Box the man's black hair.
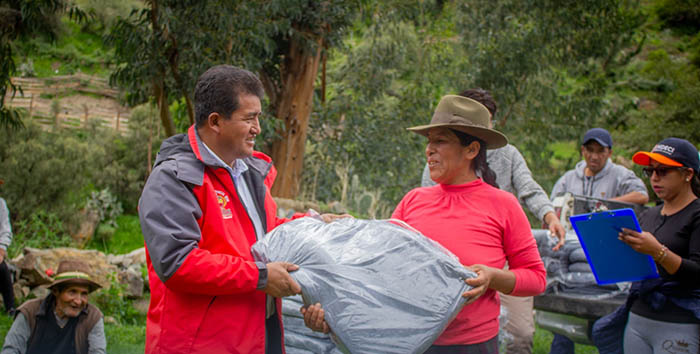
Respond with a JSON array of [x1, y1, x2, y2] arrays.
[[194, 65, 264, 127]]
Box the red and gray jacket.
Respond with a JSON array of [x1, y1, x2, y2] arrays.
[[139, 126, 298, 354]]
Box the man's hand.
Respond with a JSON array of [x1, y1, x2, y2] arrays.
[[300, 303, 330, 333], [0, 248, 6, 263], [320, 213, 353, 223], [543, 211, 566, 251], [262, 262, 302, 298], [462, 264, 494, 305]]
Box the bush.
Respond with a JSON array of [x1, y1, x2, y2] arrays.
[[0, 105, 162, 229], [86, 189, 123, 228], [8, 210, 72, 258], [87, 214, 143, 254], [90, 274, 144, 325]]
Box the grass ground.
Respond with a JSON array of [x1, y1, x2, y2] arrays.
[[0, 313, 146, 352], [532, 326, 598, 354], [87, 214, 145, 255]]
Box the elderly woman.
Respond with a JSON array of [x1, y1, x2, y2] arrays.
[[1, 259, 106, 354], [595, 137, 700, 354], [391, 95, 546, 353]]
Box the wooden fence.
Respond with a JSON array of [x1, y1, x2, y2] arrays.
[[4, 73, 131, 133]]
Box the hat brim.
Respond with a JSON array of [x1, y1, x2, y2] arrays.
[[49, 278, 102, 293], [583, 138, 611, 148], [632, 152, 683, 167], [407, 123, 508, 149]]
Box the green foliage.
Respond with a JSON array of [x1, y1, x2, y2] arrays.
[[0, 103, 162, 230], [8, 210, 72, 258], [13, 20, 112, 77], [88, 214, 144, 255], [0, 121, 99, 222], [302, 10, 455, 212], [90, 275, 144, 325], [104, 322, 146, 353], [654, 0, 700, 33], [0, 0, 87, 128], [74, 0, 143, 31], [86, 189, 123, 228]]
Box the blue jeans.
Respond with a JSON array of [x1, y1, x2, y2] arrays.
[[549, 333, 574, 354]]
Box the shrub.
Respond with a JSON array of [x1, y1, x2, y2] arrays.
[[8, 210, 72, 258], [86, 189, 123, 228], [90, 274, 144, 325]]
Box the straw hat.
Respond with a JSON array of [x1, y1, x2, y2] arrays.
[[407, 95, 508, 149], [48, 259, 101, 293]]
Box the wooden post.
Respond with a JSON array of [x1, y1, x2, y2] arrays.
[[28, 94, 34, 118], [116, 108, 121, 132], [83, 104, 89, 126]]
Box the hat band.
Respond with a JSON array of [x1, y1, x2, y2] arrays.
[[431, 112, 488, 129], [54, 271, 91, 281]]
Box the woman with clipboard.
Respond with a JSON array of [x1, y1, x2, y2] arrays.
[[593, 137, 700, 354]]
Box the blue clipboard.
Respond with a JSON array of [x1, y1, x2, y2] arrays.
[[569, 208, 659, 284]]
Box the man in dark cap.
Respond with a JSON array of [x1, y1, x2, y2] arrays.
[[1, 259, 106, 354], [551, 128, 648, 204], [548, 128, 648, 353]]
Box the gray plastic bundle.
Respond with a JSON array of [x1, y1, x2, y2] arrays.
[[251, 217, 476, 354], [532, 229, 629, 299], [283, 295, 342, 354]]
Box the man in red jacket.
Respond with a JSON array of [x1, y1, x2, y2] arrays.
[[139, 65, 304, 354]]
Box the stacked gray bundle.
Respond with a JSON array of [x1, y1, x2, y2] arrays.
[[282, 295, 342, 354], [252, 218, 476, 354], [532, 230, 623, 296]]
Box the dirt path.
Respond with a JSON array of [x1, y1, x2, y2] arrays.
[[4, 73, 131, 133]]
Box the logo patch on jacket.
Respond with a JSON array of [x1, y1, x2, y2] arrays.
[[215, 190, 232, 219]]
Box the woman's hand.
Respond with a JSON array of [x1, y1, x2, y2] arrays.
[[462, 264, 494, 305], [300, 303, 330, 333], [618, 228, 663, 256], [320, 213, 353, 223]]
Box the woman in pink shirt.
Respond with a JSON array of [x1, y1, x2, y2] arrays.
[[393, 95, 547, 353]]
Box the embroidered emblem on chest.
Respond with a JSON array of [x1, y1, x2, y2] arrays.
[[215, 190, 233, 219]]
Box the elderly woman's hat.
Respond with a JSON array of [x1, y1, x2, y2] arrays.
[[48, 259, 101, 293], [407, 95, 508, 149]]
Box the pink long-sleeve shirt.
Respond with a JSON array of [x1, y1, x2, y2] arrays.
[[392, 179, 546, 345]]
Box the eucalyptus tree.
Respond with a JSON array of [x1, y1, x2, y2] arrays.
[[0, 0, 85, 129], [107, 0, 362, 198], [457, 0, 646, 188], [303, 0, 459, 211]]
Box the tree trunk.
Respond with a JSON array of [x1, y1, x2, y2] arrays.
[[153, 78, 175, 136], [149, 0, 176, 136], [269, 38, 323, 198]]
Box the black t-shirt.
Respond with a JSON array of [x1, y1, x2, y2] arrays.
[[630, 198, 700, 323]]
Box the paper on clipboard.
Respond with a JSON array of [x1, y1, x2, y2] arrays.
[[569, 208, 659, 285]]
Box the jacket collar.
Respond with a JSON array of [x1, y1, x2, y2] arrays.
[[188, 125, 273, 180]]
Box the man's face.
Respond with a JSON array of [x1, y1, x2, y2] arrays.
[[219, 93, 262, 160], [581, 141, 611, 174], [54, 284, 90, 319]]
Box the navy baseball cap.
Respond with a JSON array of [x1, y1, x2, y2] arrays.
[[582, 128, 613, 148], [633, 137, 700, 174]]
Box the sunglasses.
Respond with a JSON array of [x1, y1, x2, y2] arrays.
[[642, 166, 686, 178]]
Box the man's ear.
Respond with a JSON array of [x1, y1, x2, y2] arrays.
[[206, 112, 223, 133]]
